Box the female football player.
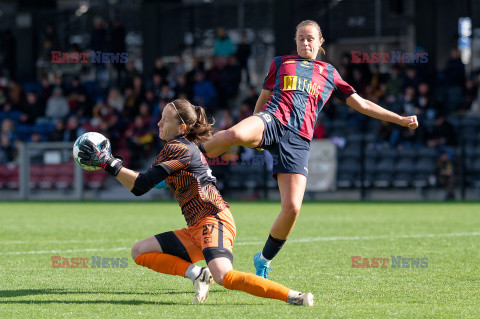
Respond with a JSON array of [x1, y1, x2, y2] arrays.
[[199, 20, 419, 278], [78, 99, 313, 306]]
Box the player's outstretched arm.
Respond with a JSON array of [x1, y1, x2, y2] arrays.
[[116, 166, 169, 196], [253, 89, 273, 114], [346, 93, 419, 129]]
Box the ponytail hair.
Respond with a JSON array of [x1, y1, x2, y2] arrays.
[[169, 99, 214, 145]]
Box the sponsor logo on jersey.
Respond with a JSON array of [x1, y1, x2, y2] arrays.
[[283, 75, 321, 97]]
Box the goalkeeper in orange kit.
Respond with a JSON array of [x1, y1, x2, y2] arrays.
[[78, 98, 313, 306]]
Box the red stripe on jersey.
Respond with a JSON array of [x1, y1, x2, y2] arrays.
[[299, 61, 334, 137]]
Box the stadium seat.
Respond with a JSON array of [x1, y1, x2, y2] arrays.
[[55, 174, 74, 189], [412, 158, 435, 188], [417, 148, 437, 161], [0, 165, 9, 189], [7, 169, 19, 190], [337, 157, 360, 188], [392, 158, 415, 188], [373, 158, 395, 188], [397, 148, 417, 160], [84, 170, 108, 189]]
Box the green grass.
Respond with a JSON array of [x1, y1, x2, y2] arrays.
[[1, 202, 479, 318]]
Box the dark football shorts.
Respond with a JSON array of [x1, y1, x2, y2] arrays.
[[255, 111, 311, 178]]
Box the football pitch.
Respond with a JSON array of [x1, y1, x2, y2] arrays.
[[1, 201, 479, 318]]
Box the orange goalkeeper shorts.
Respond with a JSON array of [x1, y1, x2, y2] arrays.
[[154, 209, 236, 264]]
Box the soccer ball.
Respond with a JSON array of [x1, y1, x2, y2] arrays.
[[73, 132, 111, 171]]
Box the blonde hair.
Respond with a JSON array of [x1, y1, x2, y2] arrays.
[[295, 20, 325, 55]]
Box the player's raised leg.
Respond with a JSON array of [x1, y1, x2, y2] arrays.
[[254, 173, 307, 278], [201, 115, 265, 157], [208, 257, 313, 306]]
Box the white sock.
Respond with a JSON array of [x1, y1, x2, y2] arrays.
[[287, 290, 302, 304], [260, 253, 271, 264], [185, 264, 202, 282]]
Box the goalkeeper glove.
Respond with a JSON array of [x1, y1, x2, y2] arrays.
[[78, 139, 123, 176]]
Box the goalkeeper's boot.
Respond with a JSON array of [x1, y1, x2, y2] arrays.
[[253, 252, 272, 279], [287, 292, 314, 306], [192, 267, 213, 303]]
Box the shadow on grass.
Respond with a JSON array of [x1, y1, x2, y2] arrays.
[[0, 289, 258, 306], [0, 299, 191, 305], [0, 288, 197, 298]]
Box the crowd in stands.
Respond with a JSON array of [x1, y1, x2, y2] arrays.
[[1, 21, 479, 193]]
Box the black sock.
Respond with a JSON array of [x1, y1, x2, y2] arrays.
[[261, 234, 287, 261]]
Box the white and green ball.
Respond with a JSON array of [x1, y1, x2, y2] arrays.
[[73, 132, 111, 171]]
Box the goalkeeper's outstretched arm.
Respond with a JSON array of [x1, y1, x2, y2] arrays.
[[116, 165, 169, 196]]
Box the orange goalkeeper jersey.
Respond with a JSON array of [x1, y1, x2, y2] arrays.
[[154, 136, 229, 226]]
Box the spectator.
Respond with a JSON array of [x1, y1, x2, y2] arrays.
[[462, 78, 478, 112], [402, 66, 420, 91], [375, 120, 398, 148], [399, 86, 417, 115], [109, 18, 126, 84], [0, 88, 6, 107], [39, 77, 53, 108], [350, 68, 367, 95], [53, 73, 68, 95], [40, 25, 59, 60], [426, 114, 456, 149], [125, 115, 154, 169], [64, 116, 85, 142], [214, 27, 236, 57], [125, 60, 141, 87], [1, 118, 16, 142], [45, 87, 69, 120], [416, 82, 438, 120], [20, 92, 44, 125], [243, 85, 259, 110], [173, 74, 190, 99], [8, 80, 26, 110], [106, 87, 124, 113], [0, 134, 16, 164], [151, 73, 165, 98], [158, 85, 174, 103], [50, 119, 66, 141], [91, 17, 107, 53], [153, 58, 169, 80], [432, 151, 455, 200], [236, 32, 252, 84], [385, 65, 402, 98], [221, 55, 241, 100], [67, 77, 91, 118], [236, 102, 252, 123], [218, 110, 235, 130], [444, 48, 465, 87], [193, 71, 217, 111]]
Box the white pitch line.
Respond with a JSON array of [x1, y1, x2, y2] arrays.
[[1, 232, 479, 255], [3, 239, 134, 245], [0, 247, 128, 256], [234, 231, 480, 245]]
